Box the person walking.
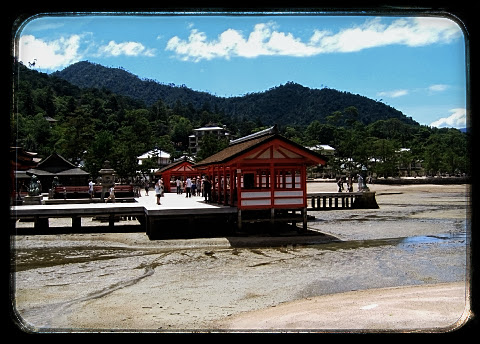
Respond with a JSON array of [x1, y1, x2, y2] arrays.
[[176, 178, 182, 194], [191, 178, 197, 196], [203, 176, 212, 203], [144, 181, 149, 196], [347, 175, 353, 192], [357, 174, 364, 192], [88, 179, 94, 199], [196, 177, 202, 197], [105, 185, 115, 203], [185, 177, 192, 198], [155, 180, 162, 205]]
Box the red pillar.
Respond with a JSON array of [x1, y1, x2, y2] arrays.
[[223, 166, 228, 205], [301, 165, 307, 207]]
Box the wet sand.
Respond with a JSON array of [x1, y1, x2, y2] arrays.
[[11, 183, 471, 333]]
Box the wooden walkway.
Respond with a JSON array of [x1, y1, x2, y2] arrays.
[[10, 191, 378, 238], [10, 193, 237, 238], [307, 191, 379, 210]]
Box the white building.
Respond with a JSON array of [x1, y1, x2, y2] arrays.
[[307, 144, 336, 157], [188, 125, 230, 155], [137, 149, 171, 168]]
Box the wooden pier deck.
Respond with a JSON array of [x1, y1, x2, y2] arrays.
[[11, 191, 378, 238], [307, 191, 379, 210], [10, 193, 237, 238]]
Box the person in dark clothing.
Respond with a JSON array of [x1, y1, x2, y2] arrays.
[[203, 176, 212, 203]]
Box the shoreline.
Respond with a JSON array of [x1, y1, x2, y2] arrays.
[[308, 176, 470, 185], [12, 184, 470, 333], [214, 281, 470, 332]]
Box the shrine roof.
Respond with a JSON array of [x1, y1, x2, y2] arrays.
[[195, 133, 326, 168], [156, 156, 195, 173]]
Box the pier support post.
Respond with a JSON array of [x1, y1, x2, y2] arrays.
[[237, 209, 242, 231], [353, 191, 379, 209], [302, 207, 307, 231], [109, 214, 115, 228], [72, 216, 81, 229], [34, 216, 49, 230]]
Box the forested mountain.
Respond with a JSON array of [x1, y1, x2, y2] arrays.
[[53, 61, 418, 127], [52, 61, 217, 110], [12, 59, 470, 180]]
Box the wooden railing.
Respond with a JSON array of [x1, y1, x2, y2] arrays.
[[307, 191, 379, 210], [52, 185, 134, 199]]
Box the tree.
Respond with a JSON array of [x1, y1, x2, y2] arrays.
[[326, 111, 343, 126], [169, 115, 192, 149], [84, 131, 114, 178], [282, 126, 304, 144], [149, 99, 168, 123], [422, 129, 469, 175], [21, 85, 36, 117], [196, 133, 228, 161], [14, 113, 52, 155], [43, 87, 56, 117], [56, 108, 95, 164], [370, 138, 399, 177], [343, 106, 359, 127]]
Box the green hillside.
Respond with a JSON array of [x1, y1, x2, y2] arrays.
[[11, 59, 470, 180], [53, 61, 418, 127]]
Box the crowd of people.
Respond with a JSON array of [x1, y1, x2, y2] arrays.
[[101, 173, 370, 206], [142, 175, 213, 205], [336, 174, 371, 192]]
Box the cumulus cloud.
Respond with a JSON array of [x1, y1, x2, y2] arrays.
[[428, 84, 449, 92], [97, 40, 156, 57], [18, 34, 156, 70], [166, 17, 462, 62], [377, 89, 409, 98], [430, 108, 467, 128], [18, 34, 84, 69]]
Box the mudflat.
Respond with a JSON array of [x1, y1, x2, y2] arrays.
[[11, 183, 471, 333]]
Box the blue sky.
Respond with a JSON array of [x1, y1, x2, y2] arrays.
[[15, 13, 468, 128]]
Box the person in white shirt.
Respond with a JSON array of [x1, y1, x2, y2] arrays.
[[176, 178, 182, 194], [88, 180, 94, 199], [155, 180, 162, 205], [185, 177, 192, 198], [105, 186, 115, 203]]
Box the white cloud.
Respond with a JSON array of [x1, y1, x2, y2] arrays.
[[18, 34, 155, 71], [428, 84, 449, 92], [377, 89, 409, 98], [377, 83, 450, 99], [430, 108, 467, 128], [97, 40, 156, 57], [165, 17, 462, 62], [18, 34, 84, 70]]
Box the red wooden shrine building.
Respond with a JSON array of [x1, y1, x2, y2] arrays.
[[155, 157, 199, 193], [194, 126, 327, 230]]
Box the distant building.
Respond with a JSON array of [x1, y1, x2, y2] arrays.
[[194, 125, 327, 230], [189, 125, 230, 155], [307, 144, 336, 157], [307, 144, 336, 178], [10, 147, 42, 202], [137, 149, 171, 168], [25, 152, 89, 192], [155, 156, 197, 193], [395, 148, 425, 177]]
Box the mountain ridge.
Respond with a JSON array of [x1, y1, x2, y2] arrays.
[[52, 61, 418, 127]]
